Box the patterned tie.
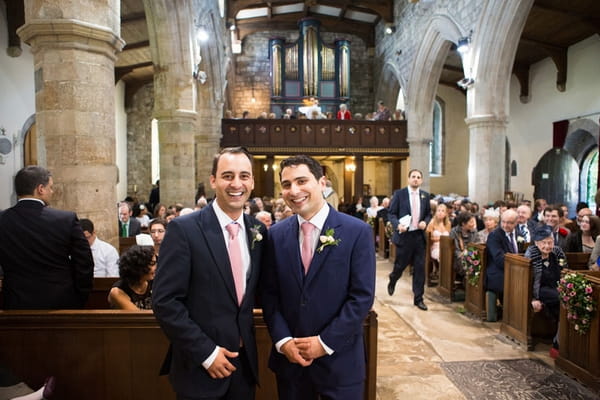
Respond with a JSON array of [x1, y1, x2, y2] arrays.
[[520, 224, 530, 243], [509, 232, 518, 253], [411, 191, 419, 228], [301, 222, 315, 275], [226, 222, 244, 305]]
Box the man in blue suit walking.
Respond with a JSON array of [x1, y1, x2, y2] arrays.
[[262, 155, 375, 400], [387, 169, 432, 310]]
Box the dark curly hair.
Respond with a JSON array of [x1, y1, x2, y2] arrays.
[[118, 245, 155, 286], [455, 211, 475, 227]]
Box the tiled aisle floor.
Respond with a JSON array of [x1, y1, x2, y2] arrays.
[[373, 256, 557, 400]]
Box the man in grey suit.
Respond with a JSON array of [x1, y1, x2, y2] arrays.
[[152, 147, 267, 400], [0, 165, 93, 309]]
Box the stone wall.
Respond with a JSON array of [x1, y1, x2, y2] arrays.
[[126, 83, 154, 204], [229, 29, 374, 117], [375, 0, 484, 104]]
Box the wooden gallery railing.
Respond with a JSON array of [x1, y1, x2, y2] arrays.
[[0, 307, 378, 400], [221, 119, 408, 152], [556, 270, 600, 393]]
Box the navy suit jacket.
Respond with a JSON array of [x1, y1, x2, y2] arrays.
[[152, 204, 266, 398], [261, 205, 375, 386], [388, 187, 431, 246], [485, 227, 517, 293], [0, 200, 93, 309]]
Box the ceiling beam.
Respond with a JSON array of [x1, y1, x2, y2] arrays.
[[122, 40, 150, 51], [121, 11, 146, 23]]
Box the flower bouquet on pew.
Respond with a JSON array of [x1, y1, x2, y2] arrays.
[[461, 245, 481, 286], [558, 272, 596, 335]]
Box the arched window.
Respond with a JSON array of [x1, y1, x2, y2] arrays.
[[581, 148, 598, 213], [430, 98, 443, 175]]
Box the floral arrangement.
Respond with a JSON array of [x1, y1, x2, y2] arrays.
[[558, 273, 596, 335], [366, 216, 376, 228], [317, 228, 341, 252], [461, 245, 481, 286], [385, 221, 394, 239], [250, 225, 263, 249]]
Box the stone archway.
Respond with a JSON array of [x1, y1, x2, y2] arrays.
[[464, 0, 534, 203], [374, 62, 404, 113], [405, 14, 463, 190]]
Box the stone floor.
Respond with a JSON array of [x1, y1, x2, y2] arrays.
[[373, 256, 557, 400]]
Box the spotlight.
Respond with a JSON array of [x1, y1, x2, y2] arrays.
[[384, 24, 396, 35], [457, 77, 474, 89]]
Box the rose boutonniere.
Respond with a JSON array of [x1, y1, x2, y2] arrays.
[[558, 227, 568, 237], [250, 225, 263, 249], [558, 257, 566, 267], [317, 228, 341, 253], [517, 236, 525, 243]]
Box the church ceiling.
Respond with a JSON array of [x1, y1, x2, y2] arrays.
[[4, 0, 600, 95]]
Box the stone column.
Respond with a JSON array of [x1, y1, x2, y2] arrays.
[[17, 0, 124, 243], [407, 138, 432, 191], [156, 110, 198, 207], [466, 115, 508, 204], [195, 111, 222, 200]]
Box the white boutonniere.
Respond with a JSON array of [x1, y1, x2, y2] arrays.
[[420, 194, 426, 200], [517, 236, 525, 243], [558, 258, 566, 267], [250, 225, 263, 249], [317, 228, 341, 252]]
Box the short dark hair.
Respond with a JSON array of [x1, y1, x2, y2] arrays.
[[408, 169, 423, 178], [118, 245, 155, 286], [544, 205, 563, 218], [279, 155, 323, 181], [15, 166, 51, 196], [149, 218, 167, 231], [455, 211, 475, 227], [211, 147, 253, 176], [80, 218, 94, 233]]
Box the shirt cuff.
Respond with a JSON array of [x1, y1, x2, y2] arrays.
[[202, 346, 220, 369], [318, 335, 334, 355], [275, 337, 293, 353]]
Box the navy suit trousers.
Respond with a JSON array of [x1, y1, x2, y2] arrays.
[[391, 230, 426, 303]]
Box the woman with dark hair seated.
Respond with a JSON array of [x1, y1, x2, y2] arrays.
[[449, 212, 478, 281], [565, 214, 600, 253], [108, 245, 156, 310], [525, 225, 567, 353]]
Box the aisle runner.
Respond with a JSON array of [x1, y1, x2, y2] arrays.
[[441, 358, 597, 400]]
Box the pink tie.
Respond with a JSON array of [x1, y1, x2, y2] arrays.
[[301, 222, 315, 275], [411, 191, 419, 228], [226, 223, 244, 305]]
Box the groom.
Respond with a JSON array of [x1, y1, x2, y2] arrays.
[[261, 155, 375, 400]]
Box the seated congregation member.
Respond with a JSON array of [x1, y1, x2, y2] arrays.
[[108, 245, 156, 310], [542, 205, 569, 250], [148, 218, 167, 257], [449, 212, 478, 280], [516, 204, 536, 243], [336, 103, 352, 120], [525, 225, 567, 351], [118, 202, 141, 237], [153, 203, 167, 220], [565, 214, 600, 253], [426, 203, 451, 280], [366, 196, 383, 219], [475, 208, 499, 244], [81, 218, 119, 277], [484, 209, 519, 321]]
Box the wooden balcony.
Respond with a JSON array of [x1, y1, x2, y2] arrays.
[[221, 119, 409, 155]]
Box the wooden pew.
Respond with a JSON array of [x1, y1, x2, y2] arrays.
[[424, 233, 435, 287], [378, 217, 387, 258], [85, 277, 119, 309], [464, 243, 487, 320], [556, 270, 600, 393], [119, 237, 137, 255], [501, 253, 556, 350], [437, 236, 461, 301], [565, 252, 591, 271], [0, 309, 378, 400]]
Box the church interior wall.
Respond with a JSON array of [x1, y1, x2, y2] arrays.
[[0, 0, 35, 210], [115, 80, 127, 204], [125, 83, 154, 204], [430, 85, 469, 198], [507, 34, 600, 202]]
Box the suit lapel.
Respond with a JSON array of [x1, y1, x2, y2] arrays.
[[305, 207, 341, 287], [281, 218, 304, 288], [199, 207, 238, 305]]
